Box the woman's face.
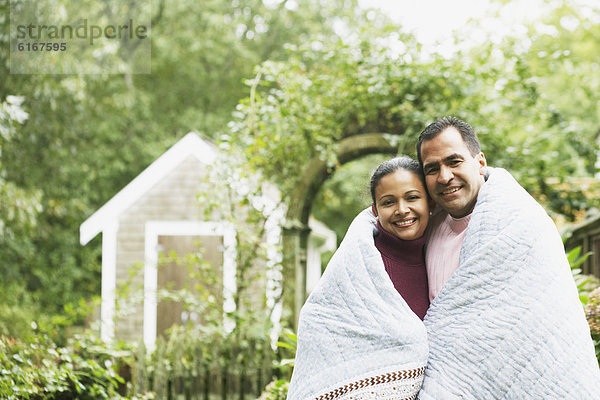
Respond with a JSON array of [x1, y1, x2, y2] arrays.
[[373, 169, 430, 241]]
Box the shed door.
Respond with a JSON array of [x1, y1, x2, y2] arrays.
[[156, 235, 224, 337]]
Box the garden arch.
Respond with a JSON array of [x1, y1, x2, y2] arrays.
[[281, 132, 404, 328]]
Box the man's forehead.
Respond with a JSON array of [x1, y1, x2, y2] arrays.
[[421, 130, 470, 158]]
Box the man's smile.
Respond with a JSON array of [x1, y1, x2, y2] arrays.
[[440, 186, 462, 196]]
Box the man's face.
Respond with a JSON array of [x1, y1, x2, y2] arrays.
[[420, 127, 487, 218]]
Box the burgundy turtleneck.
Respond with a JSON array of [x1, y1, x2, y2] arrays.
[[374, 221, 429, 320]]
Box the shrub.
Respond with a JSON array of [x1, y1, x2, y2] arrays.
[[255, 329, 296, 400], [567, 246, 599, 305], [0, 332, 136, 399], [585, 287, 600, 364], [256, 380, 289, 400]]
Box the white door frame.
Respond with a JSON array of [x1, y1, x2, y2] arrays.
[[143, 220, 236, 350]]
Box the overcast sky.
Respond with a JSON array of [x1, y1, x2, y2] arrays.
[[357, 0, 597, 56]]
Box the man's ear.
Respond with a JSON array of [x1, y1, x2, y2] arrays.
[[477, 152, 487, 175], [428, 198, 436, 213], [371, 203, 378, 217]]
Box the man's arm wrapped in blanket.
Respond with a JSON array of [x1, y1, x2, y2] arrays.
[[419, 168, 600, 399]]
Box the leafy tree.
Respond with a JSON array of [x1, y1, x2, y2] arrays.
[[228, 0, 600, 240], [0, 95, 43, 336], [0, 0, 354, 331], [135, 0, 350, 138], [226, 21, 473, 197], [452, 0, 600, 220]]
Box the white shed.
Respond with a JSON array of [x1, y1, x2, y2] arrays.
[[80, 132, 335, 349]]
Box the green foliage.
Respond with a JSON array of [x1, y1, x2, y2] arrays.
[[0, 0, 349, 335], [135, 321, 273, 399], [567, 246, 599, 305], [567, 245, 600, 364], [0, 332, 135, 399], [0, 291, 97, 346], [196, 152, 285, 319], [274, 329, 296, 374], [585, 288, 600, 365], [228, 1, 600, 238], [226, 23, 471, 196], [0, 94, 45, 340], [255, 329, 296, 400], [256, 379, 289, 400], [452, 2, 600, 220], [141, 0, 347, 137]]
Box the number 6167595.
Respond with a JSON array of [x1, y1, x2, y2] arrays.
[[17, 42, 66, 51]]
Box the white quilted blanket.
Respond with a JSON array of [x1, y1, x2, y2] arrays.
[[419, 167, 600, 399], [287, 209, 429, 400]]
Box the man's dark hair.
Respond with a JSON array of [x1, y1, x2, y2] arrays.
[[370, 156, 425, 204], [416, 117, 481, 164]]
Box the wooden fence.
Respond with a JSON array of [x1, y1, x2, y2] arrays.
[[127, 336, 279, 400]]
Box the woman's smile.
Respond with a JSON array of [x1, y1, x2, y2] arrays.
[[393, 217, 417, 227]]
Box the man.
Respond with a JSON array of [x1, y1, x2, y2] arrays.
[[417, 117, 487, 302], [416, 117, 600, 399]]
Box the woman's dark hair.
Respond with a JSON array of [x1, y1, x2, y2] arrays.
[[370, 156, 425, 204]]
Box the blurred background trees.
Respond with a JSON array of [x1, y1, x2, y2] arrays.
[[0, 0, 356, 336], [230, 0, 600, 236]]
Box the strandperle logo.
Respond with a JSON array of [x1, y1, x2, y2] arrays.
[[15, 19, 148, 45], [10, 0, 151, 74]]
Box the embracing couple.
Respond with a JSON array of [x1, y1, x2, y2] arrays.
[[288, 117, 600, 399]]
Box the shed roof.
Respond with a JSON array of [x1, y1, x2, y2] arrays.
[[80, 132, 217, 245]]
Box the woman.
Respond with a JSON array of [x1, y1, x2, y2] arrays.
[[287, 157, 431, 400], [370, 156, 431, 320]]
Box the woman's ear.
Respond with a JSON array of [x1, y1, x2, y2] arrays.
[[371, 203, 378, 218]]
